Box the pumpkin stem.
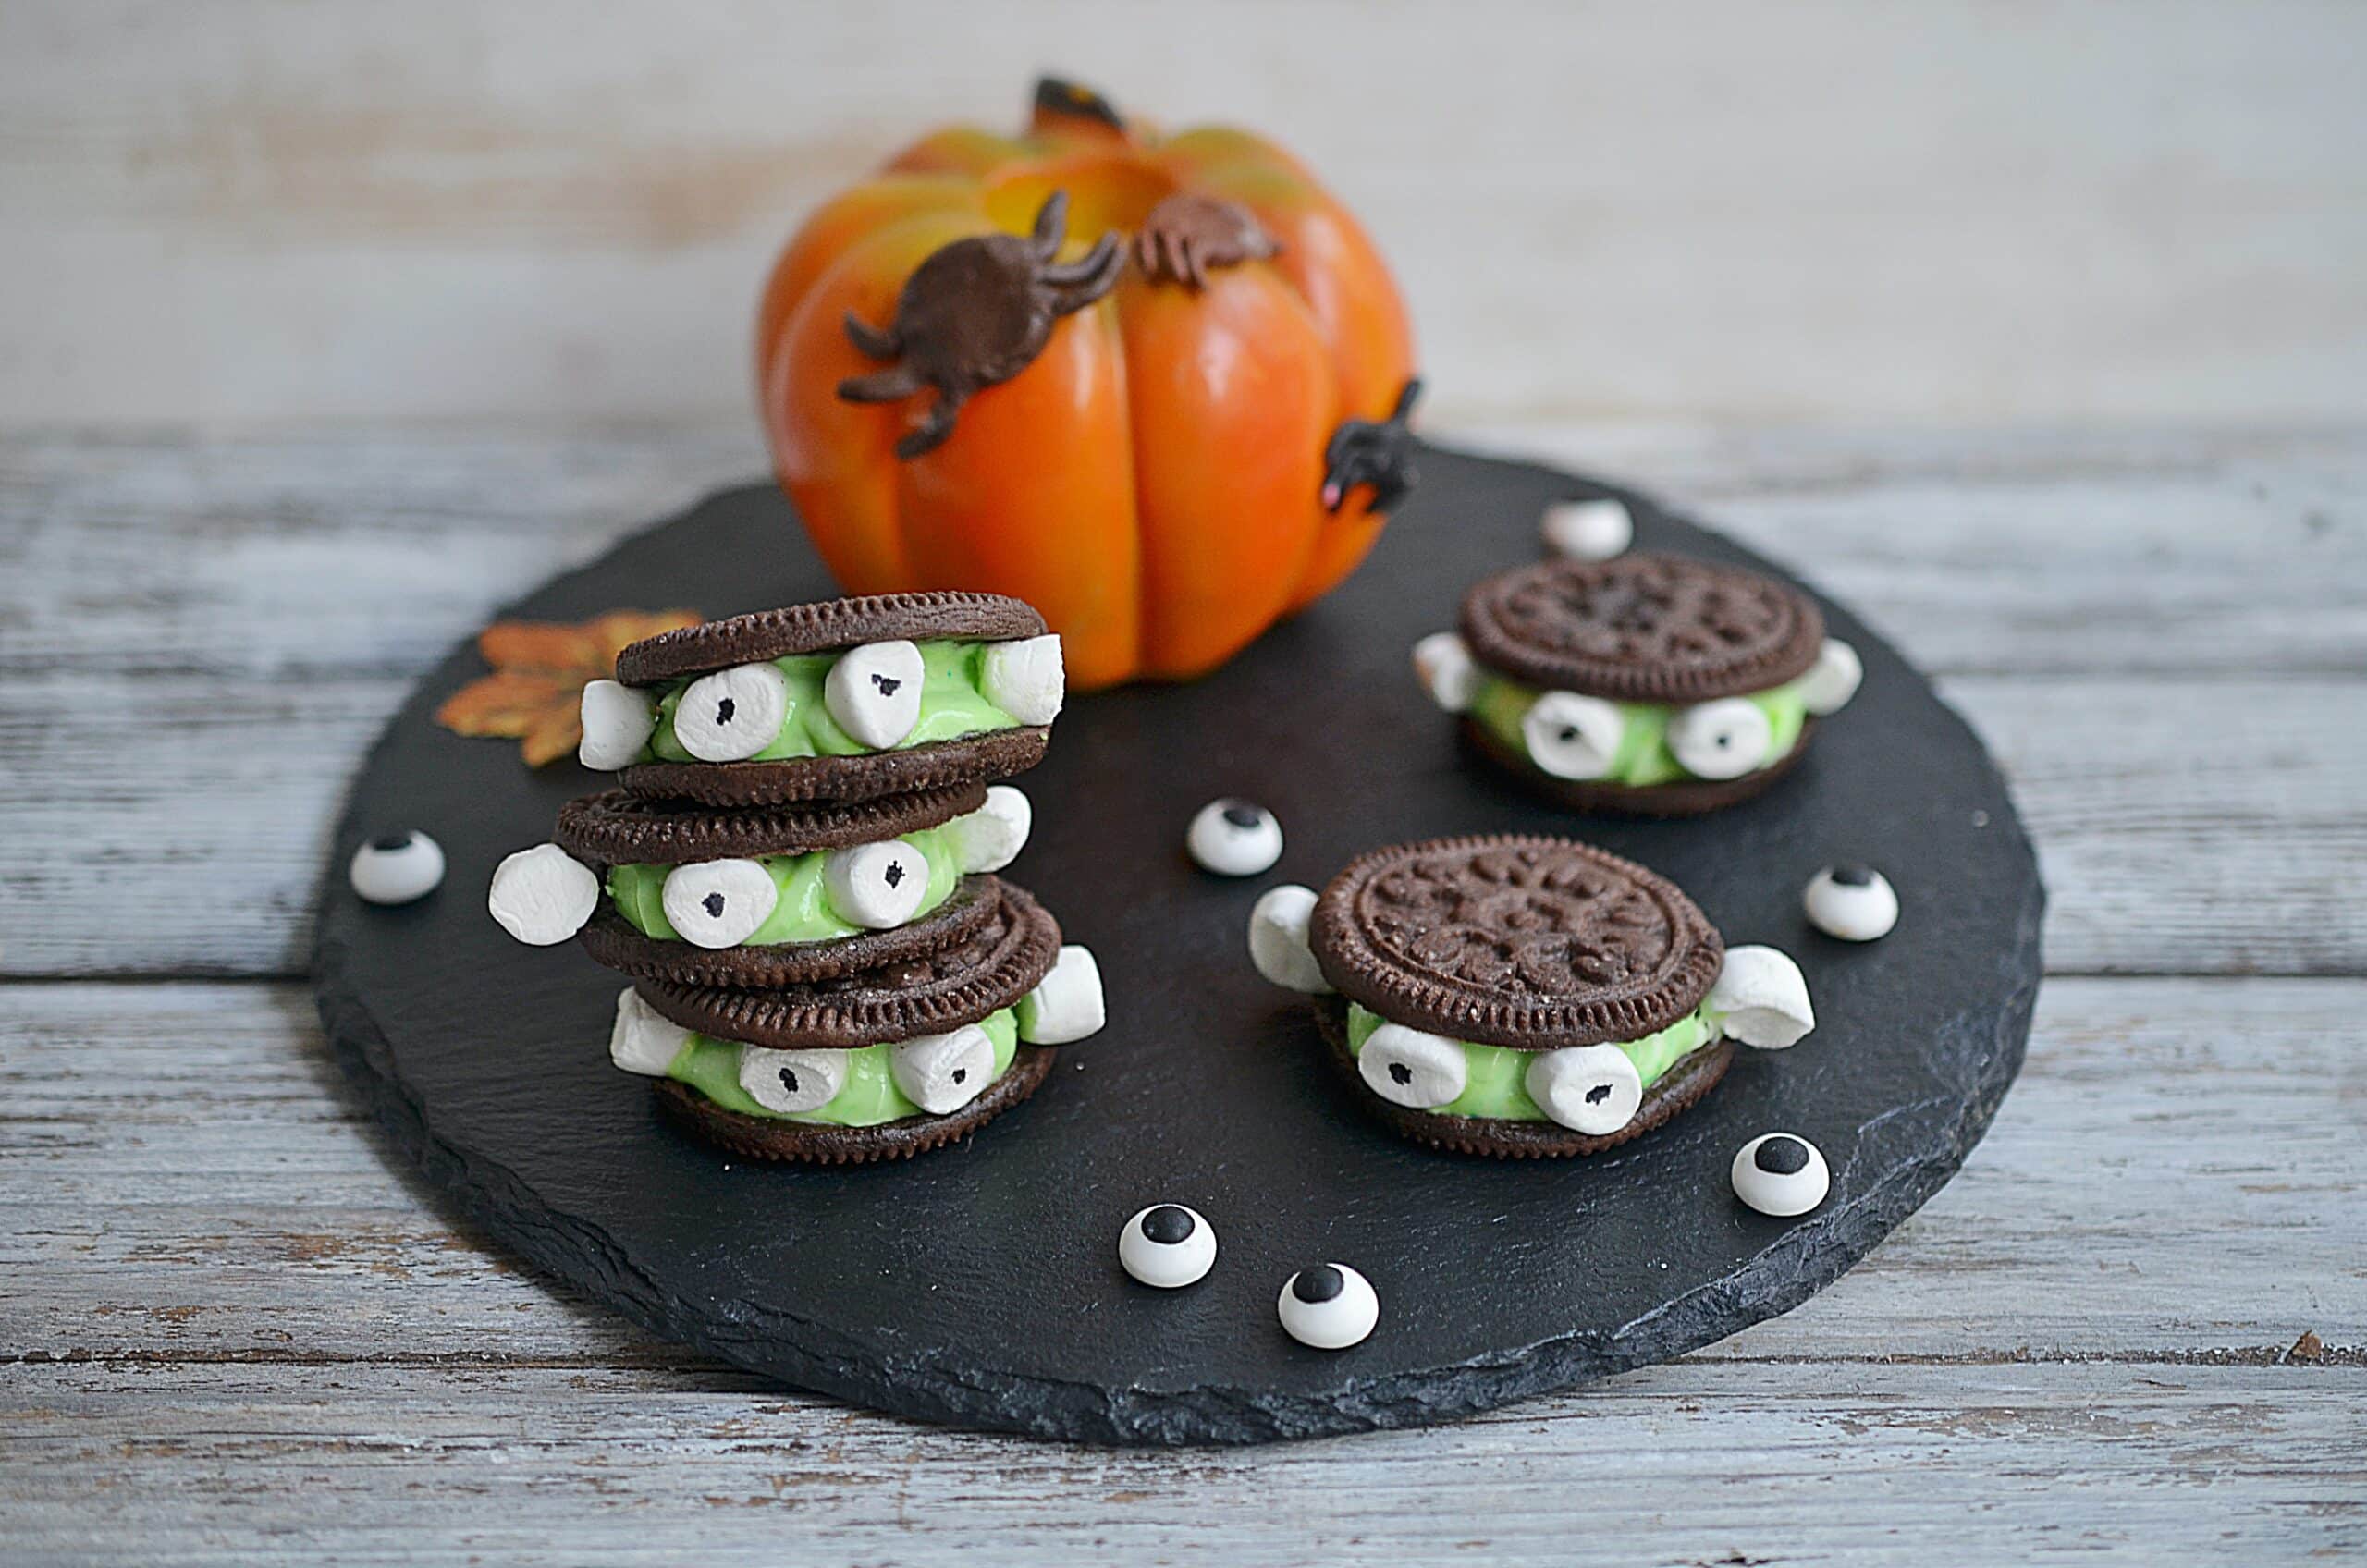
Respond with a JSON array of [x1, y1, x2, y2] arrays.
[[1031, 76, 1127, 138]]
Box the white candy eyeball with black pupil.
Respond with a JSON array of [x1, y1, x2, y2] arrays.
[[487, 843, 600, 946], [1800, 638, 1863, 717], [1119, 1204, 1216, 1289], [350, 830, 445, 906], [824, 839, 929, 929], [1667, 697, 1773, 780], [674, 662, 791, 763], [825, 640, 925, 749], [1805, 863, 1898, 942], [889, 1025, 995, 1115], [739, 1045, 851, 1115], [1410, 631, 1479, 714], [1358, 1023, 1466, 1109], [660, 859, 778, 949], [1540, 496, 1634, 561], [1733, 1132, 1831, 1217], [1525, 1043, 1643, 1135], [1187, 799, 1282, 877], [577, 679, 656, 770], [1279, 1263, 1379, 1350], [1522, 691, 1625, 780]]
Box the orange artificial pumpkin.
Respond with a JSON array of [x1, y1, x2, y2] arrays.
[[756, 78, 1419, 690]]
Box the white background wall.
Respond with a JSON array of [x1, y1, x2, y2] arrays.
[[3, 0, 2361, 430]]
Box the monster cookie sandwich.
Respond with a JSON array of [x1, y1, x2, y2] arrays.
[[576, 592, 1065, 807], [1411, 554, 1862, 814], [607, 881, 1106, 1163], [1248, 834, 1814, 1157]]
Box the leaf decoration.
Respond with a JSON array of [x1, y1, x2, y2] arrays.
[[435, 607, 699, 767]]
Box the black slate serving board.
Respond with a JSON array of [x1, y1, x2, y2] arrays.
[[315, 445, 2042, 1445]]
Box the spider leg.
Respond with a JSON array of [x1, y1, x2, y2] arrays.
[[894, 387, 967, 459], [842, 311, 901, 361], [1030, 190, 1072, 261], [837, 362, 926, 403], [1042, 233, 1123, 312]]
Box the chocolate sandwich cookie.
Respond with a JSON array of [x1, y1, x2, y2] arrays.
[[1410, 554, 1865, 815], [1248, 834, 1818, 1158], [574, 592, 1066, 807], [607, 881, 1108, 1164]]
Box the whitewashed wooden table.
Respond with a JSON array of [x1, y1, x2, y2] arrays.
[[3, 423, 2361, 1565]]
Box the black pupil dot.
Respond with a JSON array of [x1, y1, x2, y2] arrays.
[[715, 697, 735, 724], [1293, 1266, 1345, 1304], [703, 893, 725, 918], [883, 862, 905, 888], [872, 673, 901, 696], [1831, 864, 1875, 887], [1220, 803, 1262, 829], [950, 1068, 967, 1084], [779, 1067, 799, 1094], [1755, 1136, 1811, 1175], [1142, 1206, 1195, 1244], [1558, 726, 1581, 744], [369, 833, 411, 852], [1585, 1084, 1612, 1105], [1388, 1062, 1412, 1085]]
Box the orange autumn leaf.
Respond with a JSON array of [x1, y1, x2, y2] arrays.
[[436, 606, 699, 767]]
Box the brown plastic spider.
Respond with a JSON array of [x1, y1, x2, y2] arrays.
[[838, 190, 1123, 459], [1133, 192, 1281, 288]]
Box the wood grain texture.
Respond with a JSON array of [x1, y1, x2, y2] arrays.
[[3, 1, 2365, 426]]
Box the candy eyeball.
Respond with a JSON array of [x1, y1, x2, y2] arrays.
[[661, 859, 779, 949], [577, 680, 656, 770], [1411, 631, 1479, 714], [1247, 884, 1332, 995], [738, 1044, 852, 1115], [889, 1024, 996, 1115], [1708, 945, 1816, 1050], [1018, 945, 1106, 1045], [350, 830, 445, 906], [980, 633, 1065, 726], [1522, 691, 1625, 780], [487, 843, 600, 946], [1357, 1022, 1467, 1109], [607, 987, 689, 1076], [1805, 863, 1898, 942], [825, 640, 925, 749], [1800, 638, 1863, 717], [945, 784, 1032, 875], [1119, 1204, 1216, 1289], [674, 662, 791, 763], [823, 839, 930, 929], [1667, 697, 1774, 780], [1732, 1132, 1831, 1217], [1540, 496, 1634, 561], [1187, 799, 1282, 877], [1278, 1263, 1379, 1350], [1525, 1043, 1643, 1135]]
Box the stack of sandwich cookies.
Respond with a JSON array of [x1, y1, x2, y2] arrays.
[[490, 593, 1105, 1163], [1414, 554, 1862, 815], [1249, 835, 1815, 1158]]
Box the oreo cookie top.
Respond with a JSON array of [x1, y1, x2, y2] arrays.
[[1307, 834, 1723, 1049], [1460, 554, 1823, 703], [554, 783, 984, 866], [615, 593, 1046, 687]]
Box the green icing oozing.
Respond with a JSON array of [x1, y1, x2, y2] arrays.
[[604, 825, 962, 945], [1469, 673, 1809, 787], [661, 1008, 1019, 1127], [1345, 1001, 1716, 1121], [644, 641, 1019, 764]]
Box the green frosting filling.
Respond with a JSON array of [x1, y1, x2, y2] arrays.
[[662, 1008, 1018, 1128], [644, 641, 1019, 764], [1469, 673, 1809, 787], [1345, 1001, 1715, 1121], [604, 824, 962, 945]]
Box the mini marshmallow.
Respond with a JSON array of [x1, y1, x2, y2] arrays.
[[1358, 1022, 1467, 1109], [1120, 1204, 1217, 1289], [577, 680, 656, 770], [1279, 1264, 1379, 1351], [826, 640, 925, 749], [1732, 1132, 1831, 1218], [1017, 944, 1106, 1045], [824, 839, 930, 929], [1800, 638, 1863, 717], [1804, 864, 1898, 942], [1709, 945, 1816, 1049], [1525, 1043, 1643, 1135], [945, 785, 1032, 874], [889, 1024, 996, 1115], [350, 830, 445, 906], [1540, 496, 1634, 561], [1411, 631, 1480, 714], [488, 843, 600, 946], [1522, 691, 1625, 781], [675, 662, 791, 763], [661, 858, 779, 949], [1667, 697, 1773, 780], [1248, 885, 1332, 994], [739, 1044, 851, 1115], [981, 633, 1065, 726], [1187, 799, 1282, 877], [608, 987, 689, 1076]]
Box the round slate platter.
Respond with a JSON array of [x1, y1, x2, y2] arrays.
[[315, 445, 2042, 1446]]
